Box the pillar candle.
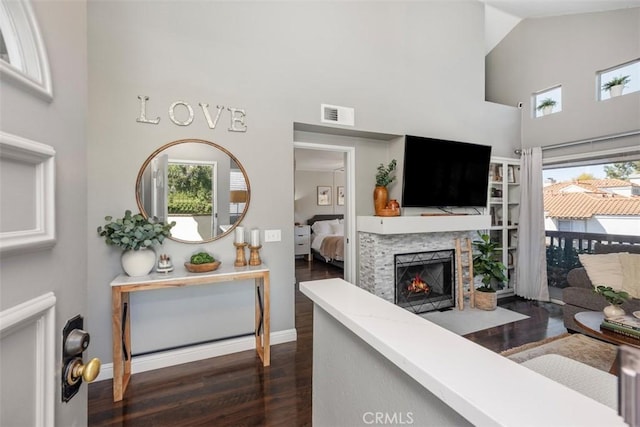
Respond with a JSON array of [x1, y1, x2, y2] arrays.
[[251, 229, 260, 246], [235, 226, 245, 244]]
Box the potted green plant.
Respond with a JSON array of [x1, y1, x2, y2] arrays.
[[472, 232, 507, 311], [536, 98, 557, 115], [98, 210, 175, 276], [374, 159, 397, 215], [594, 285, 630, 318], [602, 75, 630, 98]]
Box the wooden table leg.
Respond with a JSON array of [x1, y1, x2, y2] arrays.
[[254, 273, 270, 367], [112, 289, 131, 402], [263, 272, 270, 366], [112, 288, 123, 401]]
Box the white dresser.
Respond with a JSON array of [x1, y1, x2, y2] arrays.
[[294, 225, 311, 261]]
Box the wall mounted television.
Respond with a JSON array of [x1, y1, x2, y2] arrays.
[[401, 135, 492, 208]]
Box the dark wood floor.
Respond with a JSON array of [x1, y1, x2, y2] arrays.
[[88, 259, 565, 426]]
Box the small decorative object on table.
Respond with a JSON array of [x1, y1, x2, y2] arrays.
[[600, 314, 640, 340], [157, 254, 174, 273], [234, 226, 247, 267], [184, 251, 220, 273], [594, 285, 629, 318], [249, 228, 261, 266]]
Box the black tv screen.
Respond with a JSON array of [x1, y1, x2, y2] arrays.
[[401, 135, 492, 208]]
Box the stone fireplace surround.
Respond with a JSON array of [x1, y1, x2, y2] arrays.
[[357, 215, 490, 305]]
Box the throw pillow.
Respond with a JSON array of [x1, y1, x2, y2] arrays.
[[311, 220, 337, 235], [620, 253, 640, 299], [578, 253, 625, 291]]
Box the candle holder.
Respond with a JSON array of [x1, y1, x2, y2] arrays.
[[248, 245, 262, 266], [234, 242, 248, 267]]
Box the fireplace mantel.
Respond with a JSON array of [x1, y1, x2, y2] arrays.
[[357, 215, 490, 234]]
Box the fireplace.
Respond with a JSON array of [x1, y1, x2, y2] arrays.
[[394, 250, 455, 314]]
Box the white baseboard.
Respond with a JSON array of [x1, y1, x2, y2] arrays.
[[96, 328, 297, 382]]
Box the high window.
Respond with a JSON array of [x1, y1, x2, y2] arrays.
[[533, 86, 562, 118], [598, 59, 639, 100]]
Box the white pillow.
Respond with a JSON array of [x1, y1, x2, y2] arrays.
[[620, 253, 640, 299], [331, 222, 344, 235], [578, 253, 625, 290], [311, 220, 332, 235]]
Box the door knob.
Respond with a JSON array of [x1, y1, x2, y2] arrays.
[[64, 357, 101, 385]]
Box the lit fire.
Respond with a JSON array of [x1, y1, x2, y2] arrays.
[[407, 274, 430, 294]]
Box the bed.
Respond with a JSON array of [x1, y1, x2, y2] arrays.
[[307, 214, 345, 269]]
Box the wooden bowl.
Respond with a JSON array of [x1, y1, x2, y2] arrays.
[[184, 261, 221, 273]]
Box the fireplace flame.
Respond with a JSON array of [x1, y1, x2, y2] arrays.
[[407, 274, 430, 294]]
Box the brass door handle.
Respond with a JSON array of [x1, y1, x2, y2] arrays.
[[65, 357, 101, 385]]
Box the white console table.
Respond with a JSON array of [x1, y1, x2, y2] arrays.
[[110, 264, 270, 402]]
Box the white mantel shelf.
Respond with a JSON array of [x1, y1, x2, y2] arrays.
[[357, 214, 490, 234]]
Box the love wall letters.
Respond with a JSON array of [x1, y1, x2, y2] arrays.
[[136, 95, 247, 132]]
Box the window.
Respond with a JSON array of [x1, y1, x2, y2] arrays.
[[533, 86, 562, 118], [0, 0, 52, 100], [598, 59, 639, 100]]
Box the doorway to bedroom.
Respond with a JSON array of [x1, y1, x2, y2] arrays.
[[293, 142, 356, 282]]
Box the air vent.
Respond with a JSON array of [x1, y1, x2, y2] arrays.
[[321, 104, 355, 126]]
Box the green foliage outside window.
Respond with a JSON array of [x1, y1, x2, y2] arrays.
[[167, 164, 213, 215]]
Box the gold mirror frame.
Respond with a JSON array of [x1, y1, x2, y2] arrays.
[[135, 138, 251, 244]]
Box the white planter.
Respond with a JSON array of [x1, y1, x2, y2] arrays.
[[609, 84, 624, 98], [121, 248, 156, 276], [541, 105, 553, 116], [603, 304, 625, 319]]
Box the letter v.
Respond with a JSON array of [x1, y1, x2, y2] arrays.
[[199, 103, 224, 129]]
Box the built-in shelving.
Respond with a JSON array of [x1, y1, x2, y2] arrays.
[[487, 157, 520, 294]]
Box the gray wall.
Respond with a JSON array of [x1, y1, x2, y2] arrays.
[[486, 8, 640, 153], [294, 170, 345, 224], [87, 1, 518, 365], [0, 1, 88, 424]]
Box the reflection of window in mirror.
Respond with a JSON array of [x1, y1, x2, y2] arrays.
[[167, 160, 217, 242], [230, 159, 248, 224]]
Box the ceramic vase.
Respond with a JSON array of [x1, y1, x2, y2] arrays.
[[373, 185, 388, 216], [603, 304, 625, 318], [121, 247, 156, 276]]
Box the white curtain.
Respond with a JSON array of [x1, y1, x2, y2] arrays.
[[516, 147, 549, 301]]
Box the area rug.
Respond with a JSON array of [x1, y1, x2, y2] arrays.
[[501, 333, 617, 372], [420, 306, 529, 335]]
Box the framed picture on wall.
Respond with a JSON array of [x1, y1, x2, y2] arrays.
[[337, 186, 345, 205], [317, 186, 331, 205]]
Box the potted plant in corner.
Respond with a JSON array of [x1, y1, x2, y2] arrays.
[[602, 75, 630, 98], [594, 285, 630, 318], [98, 210, 175, 276], [472, 232, 507, 311], [536, 98, 557, 116], [374, 159, 397, 215]]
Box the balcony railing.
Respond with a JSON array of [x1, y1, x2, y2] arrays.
[[545, 231, 640, 289]]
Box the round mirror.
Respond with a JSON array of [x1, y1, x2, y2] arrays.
[[136, 139, 251, 243]]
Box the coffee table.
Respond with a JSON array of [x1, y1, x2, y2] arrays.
[[574, 311, 640, 349]]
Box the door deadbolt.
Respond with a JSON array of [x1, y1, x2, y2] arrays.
[[64, 328, 90, 356]]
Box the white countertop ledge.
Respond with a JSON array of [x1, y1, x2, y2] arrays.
[[300, 279, 624, 427]]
